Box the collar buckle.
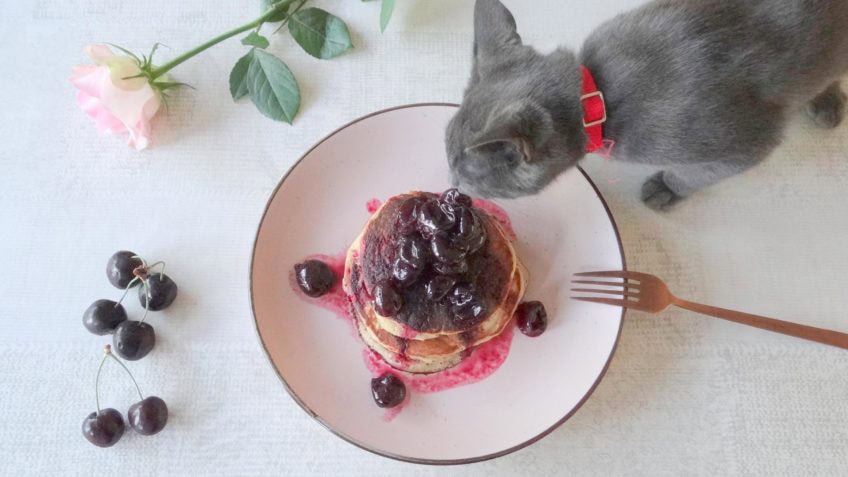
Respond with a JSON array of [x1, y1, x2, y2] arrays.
[[581, 90, 607, 128]]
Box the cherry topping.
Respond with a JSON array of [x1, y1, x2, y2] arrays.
[[294, 260, 336, 298], [82, 409, 125, 448], [83, 299, 128, 336], [418, 198, 455, 235], [453, 207, 486, 253], [374, 283, 403, 316], [398, 235, 429, 268], [392, 259, 420, 287], [106, 251, 143, 289], [449, 283, 476, 308], [433, 259, 469, 276], [430, 233, 466, 264], [370, 373, 406, 408], [128, 396, 168, 436], [396, 197, 423, 234], [515, 301, 548, 337], [454, 300, 487, 323], [425, 275, 456, 301], [441, 188, 472, 207]]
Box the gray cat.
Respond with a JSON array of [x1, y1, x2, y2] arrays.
[[446, 0, 848, 210]]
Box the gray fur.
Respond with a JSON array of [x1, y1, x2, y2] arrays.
[[447, 0, 848, 209]]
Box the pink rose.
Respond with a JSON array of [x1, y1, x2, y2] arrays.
[[70, 45, 162, 150]]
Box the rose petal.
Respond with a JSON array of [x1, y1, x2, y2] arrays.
[[76, 90, 126, 134], [70, 64, 109, 99], [125, 93, 161, 150], [85, 44, 115, 65], [69, 64, 98, 82]]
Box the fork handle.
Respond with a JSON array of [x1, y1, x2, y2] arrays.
[[672, 299, 848, 350]]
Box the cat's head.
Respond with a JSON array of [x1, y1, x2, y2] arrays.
[[446, 0, 586, 198]]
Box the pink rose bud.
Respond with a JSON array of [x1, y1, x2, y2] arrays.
[[69, 45, 162, 150]]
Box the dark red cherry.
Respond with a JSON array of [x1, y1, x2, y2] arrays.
[[449, 283, 476, 308], [425, 275, 456, 301], [106, 251, 143, 289], [370, 373, 406, 408], [433, 259, 469, 276], [418, 199, 455, 234], [398, 235, 429, 268], [113, 321, 155, 361], [441, 188, 472, 207], [294, 260, 336, 297], [139, 273, 178, 311], [82, 299, 127, 335], [430, 233, 466, 264], [82, 408, 125, 448], [454, 300, 487, 324], [396, 197, 423, 233], [128, 396, 168, 436], [374, 283, 403, 316], [454, 208, 485, 250], [516, 301, 548, 337], [392, 259, 420, 287]]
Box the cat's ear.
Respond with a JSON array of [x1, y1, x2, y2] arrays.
[[465, 101, 552, 163], [472, 0, 522, 76]]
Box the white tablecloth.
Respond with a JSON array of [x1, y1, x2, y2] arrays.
[[2, 0, 847, 475]]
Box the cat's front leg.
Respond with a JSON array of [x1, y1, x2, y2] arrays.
[[806, 82, 846, 129], [641, 172, 681, 210], [641, 158, 764, 211]]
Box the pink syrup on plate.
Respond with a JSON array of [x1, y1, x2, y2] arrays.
[[366, 198, 382, 214], [473, 198, 516, 241], [291, 197, 519, 420]]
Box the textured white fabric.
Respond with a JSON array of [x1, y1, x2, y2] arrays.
[[1, 0, 847, 475]]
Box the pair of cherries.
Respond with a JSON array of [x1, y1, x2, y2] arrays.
[[82, 345, 168, 448], [82, 251, 178, 361]]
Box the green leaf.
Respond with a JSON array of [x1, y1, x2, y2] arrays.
[[288, 8, 353, 59], [229, 50, 254, 101], [241, 31, 270, 49], [380, 0, 395, 32], [246, 49, 300, 123], [261, 0, 292, 22], [105, 43, 141, 63]]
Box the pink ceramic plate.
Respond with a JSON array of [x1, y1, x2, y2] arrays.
[[250, 104, 625, 464]]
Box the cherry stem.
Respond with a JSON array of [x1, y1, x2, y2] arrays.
[[139, 280, 151, 324], [132, 255, 149, 269], [94, 350, 109, 414], [107, 350, 144, 401], [115, 276, 141, 307], [147, 261, 166, 280]]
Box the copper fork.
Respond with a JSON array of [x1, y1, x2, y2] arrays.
[[572, 270, 848, 350]]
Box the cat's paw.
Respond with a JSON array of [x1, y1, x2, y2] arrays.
[[807, 87, 846, 129], [641, 172, 681, 211]]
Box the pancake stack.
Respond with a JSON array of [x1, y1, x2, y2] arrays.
[[343, 190, 526, 374]]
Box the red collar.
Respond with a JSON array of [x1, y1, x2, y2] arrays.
[[580, 65, 607, 153]]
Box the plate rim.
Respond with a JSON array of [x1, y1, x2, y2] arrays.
[[249, 103, 627, 466]]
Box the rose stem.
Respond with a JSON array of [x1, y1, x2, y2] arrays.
[[149, 0, 298, 80]]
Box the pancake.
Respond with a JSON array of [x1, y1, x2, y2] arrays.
[[342, 190, 526, 374]]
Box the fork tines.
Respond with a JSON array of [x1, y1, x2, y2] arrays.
[[570, 270, 639, 307]]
